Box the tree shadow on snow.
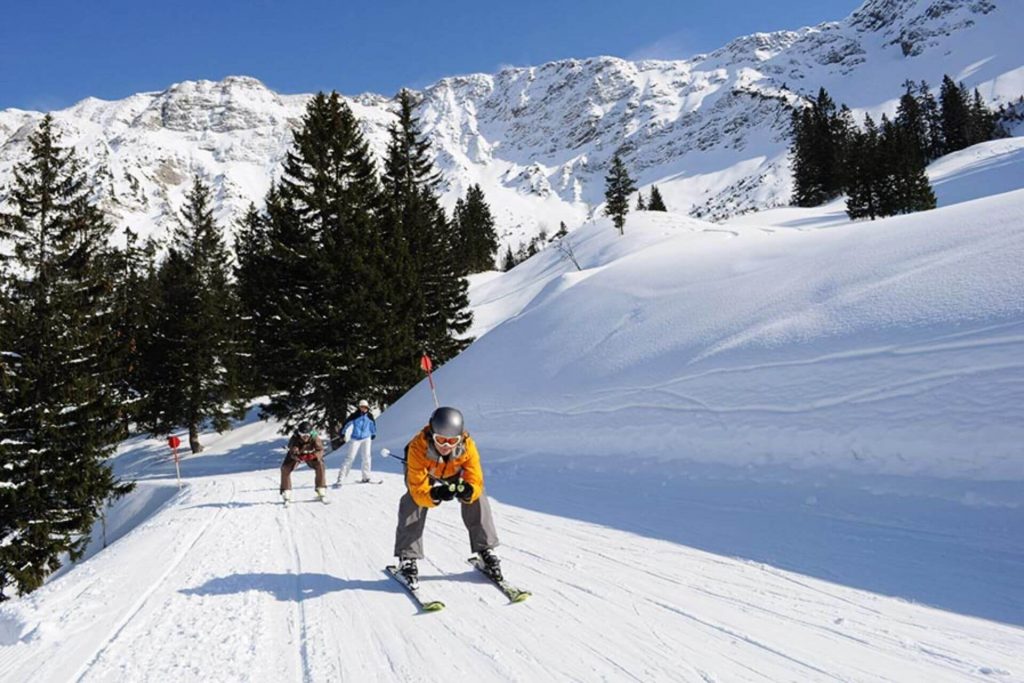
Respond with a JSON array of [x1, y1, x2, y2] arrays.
[[180, 573, 393, 601]]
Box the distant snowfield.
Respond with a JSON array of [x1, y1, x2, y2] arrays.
[[2, 140, 1023, 679]]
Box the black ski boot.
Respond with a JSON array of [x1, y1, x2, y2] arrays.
[[399, 558, 419, 585], [478, 549, 502, 581]]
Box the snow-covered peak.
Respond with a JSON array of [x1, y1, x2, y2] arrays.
[[0, 0, 1020, 250], [849, 0, 998, 55]]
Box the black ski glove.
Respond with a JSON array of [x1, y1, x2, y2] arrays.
[[457, 481, 474, 503], [431, 483, 456, 504]]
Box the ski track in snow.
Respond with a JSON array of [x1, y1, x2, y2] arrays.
[[2, 463, 1022, 682], [71, 479, 240, 682]]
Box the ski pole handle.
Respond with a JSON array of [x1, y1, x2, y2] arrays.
[[381, 448, 407, 463]]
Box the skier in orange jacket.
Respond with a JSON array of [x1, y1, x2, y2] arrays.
[[393, 407, 501, 584]]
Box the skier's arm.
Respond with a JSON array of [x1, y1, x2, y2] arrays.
[[459, 436, 484, 504], [405, 434, 439, 508]]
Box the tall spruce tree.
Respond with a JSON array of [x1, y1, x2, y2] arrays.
[[791, 88, 849, 206], [846, 113, 935, 220], [256, 92, 393, 428], [845, 115, 883, 220], [0, 115, 132, 599], [108, 226, 159, 438], [603, 151, 636, 235], [635, 191, 646, 211], [895, 81, 929, 165], [968, 88, 999, 146], [881, 115, 936, 216], [940, 75, 971, 154], [232, 203, 274, 397], [648, 185, 668, 211], [381, 90, 472, 397], [140, 177, 244, 452], [453, 184, 499, 273], [918, 81, 945, 161]]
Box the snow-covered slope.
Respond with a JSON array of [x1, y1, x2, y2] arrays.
[[0, 415, 1020, 682], [382, 191, 1024, 482], [2, 0, 1022, 250]]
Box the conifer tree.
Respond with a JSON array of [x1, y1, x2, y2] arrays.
[[380, 89, 472, 396], [917, 81, 945, 161], [502, 245, 516, 271], [895, 81, 929, 166], [141, 177, 244, 452], [647, 185, 668, 211], [940, 75, 971, 154], [0, 115, 132, 599], [791, 88, 849, 206], [232, 203, 273, 397], [882, 115, 937, 216], [108, 226, 159, 438], [241, 92, 397, 426], [968, 88, 999, 146], [454, 184, 499, 273], [636, 191, 646, 211], [845, 115, 883, 220], [834, 105, 859, 192], [603, 151, 636, 235]]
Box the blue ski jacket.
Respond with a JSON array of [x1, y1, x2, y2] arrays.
[[344, 412, 377, 440]]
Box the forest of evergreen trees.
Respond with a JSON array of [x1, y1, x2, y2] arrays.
[[0, 90, 499, 598], [790, 75, 1007, 219]]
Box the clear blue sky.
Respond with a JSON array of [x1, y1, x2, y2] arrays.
[[1, 0, 862, 111]]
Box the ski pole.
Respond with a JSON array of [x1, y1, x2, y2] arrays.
[[420, 353, 440, 408], [381, 448, 404, 463]]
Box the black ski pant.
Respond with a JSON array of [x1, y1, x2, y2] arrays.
[[393, 490, 499, 560]]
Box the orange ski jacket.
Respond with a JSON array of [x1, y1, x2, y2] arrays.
[[404, 427, 484, 508]]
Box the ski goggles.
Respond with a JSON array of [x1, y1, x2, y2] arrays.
[[432, 434, 462, 448]]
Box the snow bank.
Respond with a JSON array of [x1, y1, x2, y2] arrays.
[[380, 190, 1024, 482]]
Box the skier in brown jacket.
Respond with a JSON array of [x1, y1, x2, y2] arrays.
[[280, 421, 327, 504]]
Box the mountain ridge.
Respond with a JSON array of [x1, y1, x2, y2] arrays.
[[1, 0, 1020, 250]]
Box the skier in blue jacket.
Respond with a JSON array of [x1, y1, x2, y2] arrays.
[[334, 399, 377, 485]]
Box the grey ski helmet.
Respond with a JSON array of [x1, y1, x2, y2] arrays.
[[429, 407, 464, 437], [297, 421, 313, 436]]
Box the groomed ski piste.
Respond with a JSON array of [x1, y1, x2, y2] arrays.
[[2, 140, 1024, 681]]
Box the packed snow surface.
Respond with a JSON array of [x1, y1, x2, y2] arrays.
[[0, 417, 1020, 682]]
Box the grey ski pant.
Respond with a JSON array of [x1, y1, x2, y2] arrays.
[[393, 490, 499, 560]]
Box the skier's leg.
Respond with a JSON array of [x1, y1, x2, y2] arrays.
[[394, 492, 428, 559], [280, 455, 297, 493], [461, 491, 500, 553], [310, 457, 327, 490], [337, 439, 358, 483], [359, 438, 372, 479]]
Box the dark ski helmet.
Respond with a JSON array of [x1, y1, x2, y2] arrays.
[[429, 407, 464, 437], [297, 421, 313, 436]]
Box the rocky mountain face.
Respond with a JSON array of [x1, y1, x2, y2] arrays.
[[0, 0, 1019, 251]]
